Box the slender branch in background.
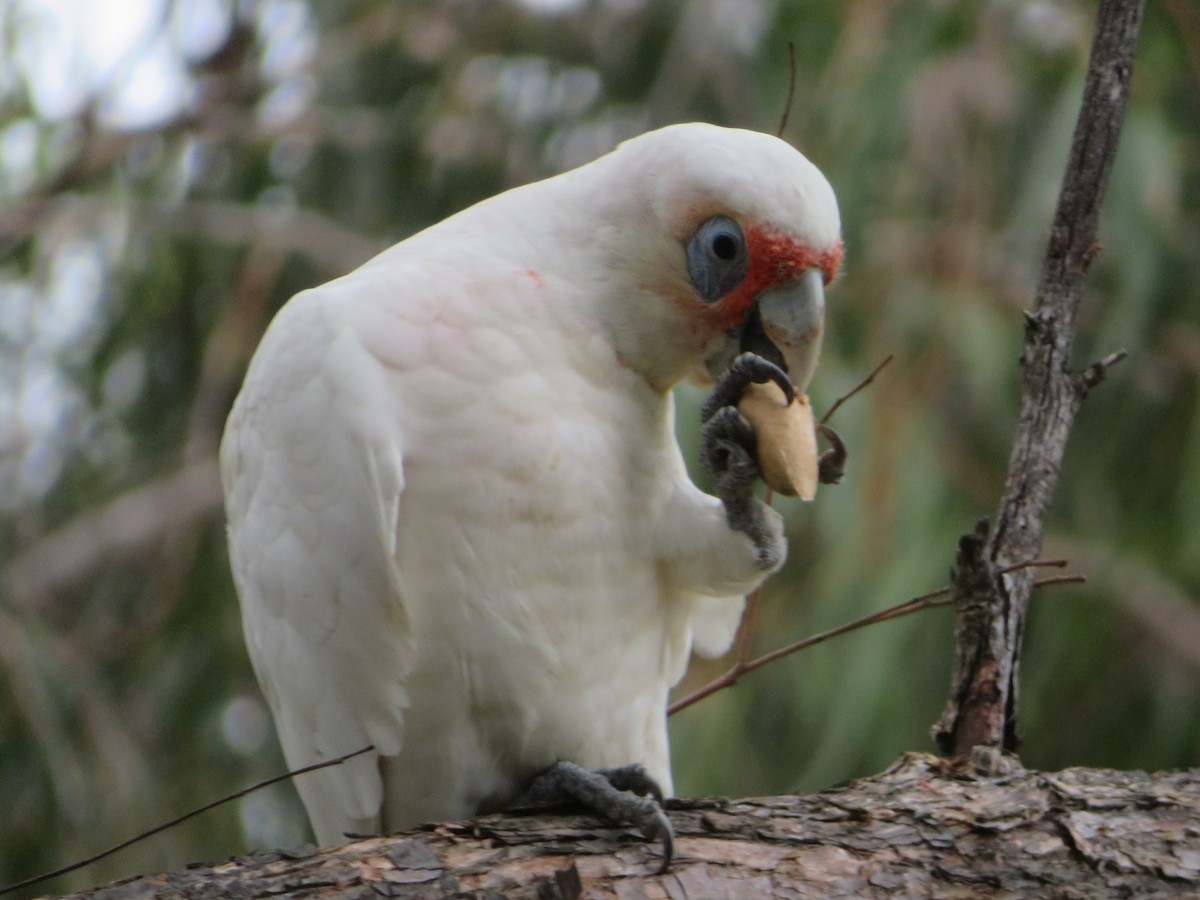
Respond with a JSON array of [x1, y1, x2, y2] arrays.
[[776, 42, 797, 138], [934, 0, 1145, 757], [670, 562, 1084, 716], [0, 746, 376, 898], [820, 354, 894, 425]]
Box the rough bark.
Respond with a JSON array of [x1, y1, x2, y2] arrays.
[[933, 0, 1146, 757], [55, 755, 1200, 899]]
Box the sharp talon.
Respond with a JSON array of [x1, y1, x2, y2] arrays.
[[816, 423, 846, 484], [595, 764, 666, 804], [735, 351, 794, 405], [516, 761, 675, 873], [761, 362, 795, 405], [653, 808, 674, 875], [702, 353, 794, 422]]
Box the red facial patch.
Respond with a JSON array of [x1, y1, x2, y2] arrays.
[[707, 226, 843, 330]]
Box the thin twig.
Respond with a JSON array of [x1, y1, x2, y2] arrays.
[[0, 746, 376, 897], [821, 354, 895, 424], [1079, 348, 1129, 393], [719, 492, 775, 693], [776, 42, 797, 138], [1029, 574, 1086, 590], [669, 560, 1082, 717], [997, 558, 1067, 575]]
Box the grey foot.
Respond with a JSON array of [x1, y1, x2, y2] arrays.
[[515, 760, 674, 874], [701, 354, 788, 570]]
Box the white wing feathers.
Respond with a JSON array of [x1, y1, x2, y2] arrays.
[[221, 289, 409, 843]]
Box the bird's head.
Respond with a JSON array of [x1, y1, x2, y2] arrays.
[[579, 123, 842, 392]]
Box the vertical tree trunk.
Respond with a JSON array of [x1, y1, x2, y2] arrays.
[[934, 0, 1145, 757]]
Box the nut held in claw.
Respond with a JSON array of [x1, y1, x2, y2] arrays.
[[737, 380, 820, 500]]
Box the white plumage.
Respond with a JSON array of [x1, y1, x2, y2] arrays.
[[220, 123, 841, 844]]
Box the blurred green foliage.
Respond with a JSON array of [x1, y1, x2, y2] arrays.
[[1, 0, 1197, 894]]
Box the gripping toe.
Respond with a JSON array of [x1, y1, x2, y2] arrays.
[[515, 760, 675, 873], [701, 352, 794, 423]]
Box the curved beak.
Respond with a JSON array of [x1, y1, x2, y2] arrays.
[[756, 268, 825, 391], [704, 268, 826, 391]]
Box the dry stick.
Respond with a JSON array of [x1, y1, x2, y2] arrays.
[[670, 566, 1084, 716], [0, 745, 376, 898], [723, 502, 770, 682], [820, 354, 894, 425], [676, 351, 1038, 718], [776, 42, 797, 138], [934, 0, 1144, 756], [997, 558, 1067, 576]]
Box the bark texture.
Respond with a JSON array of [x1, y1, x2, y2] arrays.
[[934, 0, 1146, 756], [59, 755, 1200, 899]]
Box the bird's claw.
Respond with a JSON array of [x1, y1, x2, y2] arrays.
[[515, 760, 674, 874], [594, 763, 666, 804], [701, 352, 793, 422], [645, 806, 674, 875], [816, 423, 847, 485], [700, 358, 787, 570]]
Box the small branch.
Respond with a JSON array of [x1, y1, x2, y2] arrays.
[[52, 761, 1200, 899], [821, 354, 894, 425], [936, 0, 1145, 758], [731, 586, 764, 665], [997, 558, 1067, 576], [670, 561, 1082, 716], [776, 42, 798, 138], [668, 591, 933, 715], [1030, 574, 1087, 590], [1078, 348, 1129, 394], [0, 746, 376, 898]]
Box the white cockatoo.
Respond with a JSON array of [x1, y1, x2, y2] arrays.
[[220, 122, 842, 863]]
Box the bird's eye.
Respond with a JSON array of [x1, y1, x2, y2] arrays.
[[687, 216, 747, 302], [710, 232, 738, 261]]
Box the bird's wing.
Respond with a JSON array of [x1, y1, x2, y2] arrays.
[[221, 289, 409, 844]]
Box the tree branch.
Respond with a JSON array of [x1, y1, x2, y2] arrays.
[[670, 562, 1081, 717], [50, 756, 1200, 898], [935, 0, 1145, 757]]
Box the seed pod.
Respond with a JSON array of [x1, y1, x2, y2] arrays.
[[737, 380, 819, 500]]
